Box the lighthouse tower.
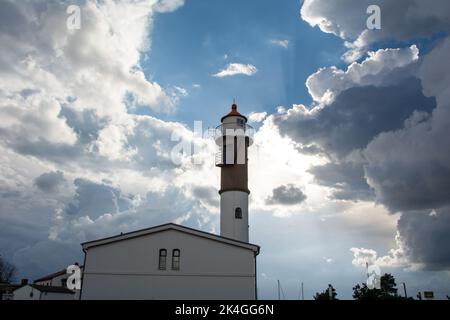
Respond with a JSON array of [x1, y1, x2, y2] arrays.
[[215, 102, 253, 242]]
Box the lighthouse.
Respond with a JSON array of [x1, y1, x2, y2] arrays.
[[215, 102, 254, 242]]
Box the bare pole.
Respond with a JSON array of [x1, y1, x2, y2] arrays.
[[301, 282, 304, 300], [403, 282, 408, 298], [277, 280, 281, 300]]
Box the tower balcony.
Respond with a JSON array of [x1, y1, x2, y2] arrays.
[[214, 123, 255, 146]]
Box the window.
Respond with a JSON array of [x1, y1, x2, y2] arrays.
[[172, 249, 180, 271], [235, 207, 243, 219], [158, 249, 167, 270], [237, 118, 245, 127], [61, 279, 67, 288]]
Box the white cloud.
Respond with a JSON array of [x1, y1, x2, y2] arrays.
[[270, 39, 289, 49], [213, 63, 258, 77], [173, 86, 189, 97], [153, 0, 185, 13], [350, 232, 408, 268], [306, 45, 419, 104], [301, 0, 450, 62], [248, 111, 268, 123], [350, 247, 378, 266]]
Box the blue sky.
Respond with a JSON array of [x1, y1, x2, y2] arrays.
[[143, 0, 344, 128]]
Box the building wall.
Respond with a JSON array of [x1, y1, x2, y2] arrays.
[[41, 292, 75, 300], [81, 229, 257, 300], [13, 286, 75, 300], [13, 286, 41, 300]]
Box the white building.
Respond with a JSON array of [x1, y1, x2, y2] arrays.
[[13, 284, 75, 300], [34, 265, 83, 287], [80, 104, 259, 300], [33, 265, 83, 299]]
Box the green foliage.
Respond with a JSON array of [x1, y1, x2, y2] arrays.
[[352, 273, 411, 300]]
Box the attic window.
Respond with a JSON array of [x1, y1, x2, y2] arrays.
[[235, 207, 243, 219]]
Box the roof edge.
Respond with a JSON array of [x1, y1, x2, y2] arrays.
[[81, 223, 260, 254]]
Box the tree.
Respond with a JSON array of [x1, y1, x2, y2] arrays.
[[314, 284, 338, 300], [353, 273, 410, 300], [0, 255, 17, 284]]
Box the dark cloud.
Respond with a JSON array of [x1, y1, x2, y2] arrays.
[[34, 171, 65, 193], [364, 109, 450, 213], [64, 179, 134, 219], [398, 207, 450, 270], [13, 240, 83, 281], [363, 36, 450, 214], [266, 184, 307, 205], [192, 186, 219, 207], [59, 107, 108, 145], [274, 77, 436, 158], [309, 161, 374, 201], [274, 77, 436, 203]]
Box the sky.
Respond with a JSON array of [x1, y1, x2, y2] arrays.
[[0, 0, 450, 299]]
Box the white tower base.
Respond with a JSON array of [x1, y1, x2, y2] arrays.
[[220, 191, 249, 242]]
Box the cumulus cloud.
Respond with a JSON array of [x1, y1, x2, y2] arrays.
[[63, 179, 134, 219], [309, 160, 374, 201], [266, 184, 307, 205], [51, 180, 217, 244], [274, 77, 435, 158], [364, 37, 450, 213], [301, 0, 450, 61], [351, 233, 407, 268], [191, 186, 219, 207], [34, 171, 66, 193], [270, 45, 438, 207], [306, 46, 419, 105], [273, 46, 435, 158], [248, 111, 268, 123], [350, 247, 377, 266], [397, 207, 450, 270], [213, 63, 258, 77]]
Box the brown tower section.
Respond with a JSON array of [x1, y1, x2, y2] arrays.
[[219, 140, 250, 194], [215, 103, 252, 194]]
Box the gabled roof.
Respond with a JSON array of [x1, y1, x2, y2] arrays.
[[33, 269, 66, 283], [24, 285, 75, 294], [81, 223, 260, 254], [34, 265, 84, 283]]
